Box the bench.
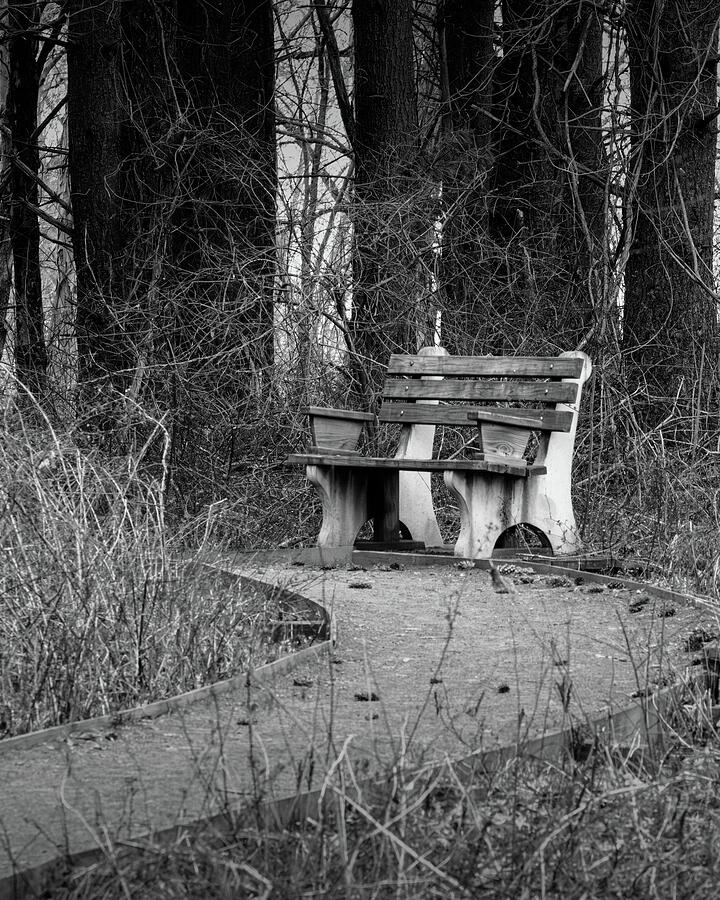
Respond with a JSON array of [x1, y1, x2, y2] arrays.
[[286, 347, 592, 559]]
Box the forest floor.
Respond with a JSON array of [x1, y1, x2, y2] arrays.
[[2, 558, 718, 890]]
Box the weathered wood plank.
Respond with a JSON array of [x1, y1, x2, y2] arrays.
[[467, 408, 574, 432], [355, 540, 425, 551], [382, 379, 578, 403], [286, 453, 546, 477], [387, 355, 584, 378], [309, 409, 368, 453], [306, 407, 376, 421], [378, 404, 573, 431], [477, 422, 531, 463]]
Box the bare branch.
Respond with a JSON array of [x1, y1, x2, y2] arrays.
[[311, 0, 355, 152]]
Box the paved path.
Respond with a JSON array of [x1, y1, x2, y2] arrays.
[[1, 560, 711, 894]]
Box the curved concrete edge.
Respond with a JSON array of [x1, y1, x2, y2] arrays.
[[195, 546, 355, 568], [0, 573, 335, 757], [2, 555, 716, 900], [0, 787, 330, 900]]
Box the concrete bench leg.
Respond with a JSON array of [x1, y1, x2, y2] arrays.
[[395, 346, 448, 548], [306, 466, 401, 548], [444, 471, 582, 559], [444, 471, 515, 558], [522, 475, 581, 555], [399, 470, 442, 547], [306, 465, 370, 548]]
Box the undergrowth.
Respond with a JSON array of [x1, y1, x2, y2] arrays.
[[0, 414, 305, 737], [49, 704, 720, 898], [575, 414, 720, 596]]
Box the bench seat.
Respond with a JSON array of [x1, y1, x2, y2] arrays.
[[287, 453, 546, 477]]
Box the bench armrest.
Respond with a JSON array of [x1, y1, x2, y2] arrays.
[[305, 407, 375, 454]]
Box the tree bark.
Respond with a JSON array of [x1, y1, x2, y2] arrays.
[[7, 0, 48, 402], [67, 0, 128, 394], [172, 0, 276, 382], [351, 0, 418, 404], [490, 0, 605, 351], [0, 0, 12, 366], [623, 0, 718, 433], [67, 0, 276, 439], [436, 0, 495, 354]]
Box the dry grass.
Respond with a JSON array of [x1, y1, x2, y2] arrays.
[[48, 701, 720, 899], [576, 411, 720, 597], [0, 413, 305, 737]]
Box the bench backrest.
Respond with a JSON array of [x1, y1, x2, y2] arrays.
[[379, 355, 583, 429], [379, 351, 592, 467]]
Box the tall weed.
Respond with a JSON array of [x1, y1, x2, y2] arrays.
[[0, 414, 285, 737]]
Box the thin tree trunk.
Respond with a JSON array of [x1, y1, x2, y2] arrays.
[[0, 0, 12, 367], [67, 0, 128, 397], [47, 112, 75, 405], [8, 0, 47, 403]]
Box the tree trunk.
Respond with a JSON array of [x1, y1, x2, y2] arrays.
[[490, 0, 605, 352], [623, 0, 718, 434], [351, 0, 418, 404], [67, 0, 128, 395], [67, 0, 276, 446], [8, 0, 48, 402], [437, 0, 495, 354], [172, 0, 276, 384], [0, 0, 12, 367]]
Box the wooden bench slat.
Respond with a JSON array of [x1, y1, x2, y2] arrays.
[[378, 404, 573, 431], [467, 408, 574, 432], [306, 407, 375, 422], [387, 355, 584, 378], [382, 379, 578, 403], [286, 453, 547, 477]]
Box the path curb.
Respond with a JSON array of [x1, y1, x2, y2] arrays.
[[0, 575, 335, 758]]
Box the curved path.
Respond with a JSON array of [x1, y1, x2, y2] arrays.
[[1, 554, 716, 897]]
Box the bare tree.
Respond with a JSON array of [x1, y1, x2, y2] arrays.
[[0, 0, 13, 365], [67, 0, 127, 401], [275, 3, 353, 395], [171, 0, 276, 381], [67, 0, 276, 453]]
